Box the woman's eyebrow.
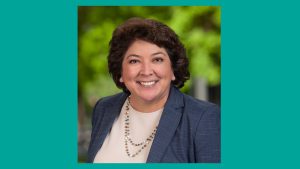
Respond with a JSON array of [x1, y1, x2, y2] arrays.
[[151, 52, 167, 57], [125, 54, 140, 59], [125, 52, 166, 59]]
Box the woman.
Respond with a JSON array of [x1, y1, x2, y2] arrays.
[[87, 18, 220, 163]]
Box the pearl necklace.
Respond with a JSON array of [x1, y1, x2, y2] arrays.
[[124, 97, 158, 158]]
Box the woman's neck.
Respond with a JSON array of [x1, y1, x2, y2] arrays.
[[129, 95, 168, 113]]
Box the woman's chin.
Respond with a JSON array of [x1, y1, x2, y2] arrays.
[[137, 95, 157, 103]]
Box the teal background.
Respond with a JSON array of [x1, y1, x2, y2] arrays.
[[0, 0, 299, 169]]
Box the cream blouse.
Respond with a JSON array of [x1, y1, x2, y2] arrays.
[[93, 98, 163, 163]]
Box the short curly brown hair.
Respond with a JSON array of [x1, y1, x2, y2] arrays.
[[108, 17, 190, 92]]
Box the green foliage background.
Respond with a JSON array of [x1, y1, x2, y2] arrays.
[[78, 6, 220, 116]]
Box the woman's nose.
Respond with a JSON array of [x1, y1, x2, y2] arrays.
[[140, 62, 153, 76]]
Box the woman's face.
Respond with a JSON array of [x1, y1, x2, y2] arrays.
[[121, 40, 175, 105]]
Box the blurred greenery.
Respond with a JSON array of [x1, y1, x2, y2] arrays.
[[78, 6, 220, 117]]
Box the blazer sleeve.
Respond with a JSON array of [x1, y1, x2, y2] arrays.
[[87, 99, 103, 162], [90, 99, 102, 139], [194, 104, 220, 163]]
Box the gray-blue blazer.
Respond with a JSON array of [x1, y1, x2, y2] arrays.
[[87, 86, 220, 163]]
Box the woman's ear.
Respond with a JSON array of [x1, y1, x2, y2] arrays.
[[120, 77, 123, 82], [172, 74, 176, 81]]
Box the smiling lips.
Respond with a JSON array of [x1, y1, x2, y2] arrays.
[[137, 80, 158, 87]]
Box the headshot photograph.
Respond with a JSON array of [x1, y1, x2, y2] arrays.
[[78, 6, 221, 163]]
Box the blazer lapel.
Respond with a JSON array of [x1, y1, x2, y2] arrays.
[[90, 93, 128, 162], [147, 86, 184, 163]]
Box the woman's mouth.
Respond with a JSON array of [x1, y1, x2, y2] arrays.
[[137, 80, 158, 87]]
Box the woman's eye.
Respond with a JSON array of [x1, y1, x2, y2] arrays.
[[153, 58, 164, 63], [129, 60, 139, 64]]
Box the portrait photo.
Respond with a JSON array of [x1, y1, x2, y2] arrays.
[[77, 6, 221, 163]]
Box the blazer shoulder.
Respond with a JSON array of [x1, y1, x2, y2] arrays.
[[182, 93, 219, 112], [91, 92, 126, 124], [181, 94, 220, 125], [94, 92, 126, 108]]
